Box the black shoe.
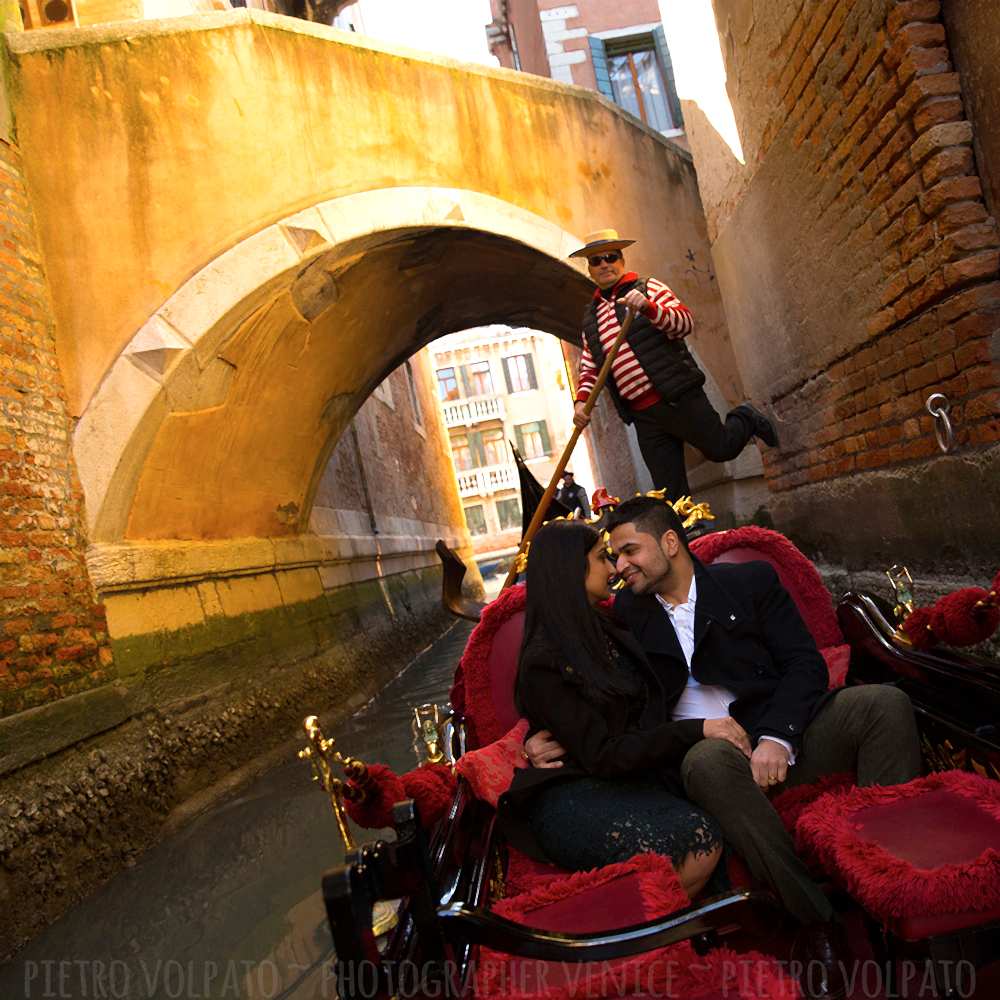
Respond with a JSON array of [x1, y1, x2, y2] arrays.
[[791, 921, 850, 1000], [735, 403, 779, 448]]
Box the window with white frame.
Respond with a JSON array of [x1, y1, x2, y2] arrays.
[[502, 354, 537, 393], [589, 26, 682, 134], [464, 504, 488, 536], [514, 420, 551, 460]]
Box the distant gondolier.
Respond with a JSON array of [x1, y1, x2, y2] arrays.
[[555, 471, 591, 519], [569, 229, 778, 500]]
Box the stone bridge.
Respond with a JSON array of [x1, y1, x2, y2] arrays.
[[0, 13, 747, 786]]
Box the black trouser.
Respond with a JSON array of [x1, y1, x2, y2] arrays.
[[680, 686, 922, 924], [630, 390, 755, 498]]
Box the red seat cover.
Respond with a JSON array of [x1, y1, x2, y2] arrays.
[[796, 770, 1000, 940], [691, 526, 843, 650]]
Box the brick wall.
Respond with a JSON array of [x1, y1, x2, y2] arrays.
[[710, 0, 999, 496], [0, 138, 114, 719]]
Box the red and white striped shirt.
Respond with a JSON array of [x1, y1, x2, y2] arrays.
[[575, 273, 694, 411]]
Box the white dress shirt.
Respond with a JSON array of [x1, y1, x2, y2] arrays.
[[655, 576, 795, 763]]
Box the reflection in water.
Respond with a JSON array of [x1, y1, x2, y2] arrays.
[[2, 622, 473, 1000]]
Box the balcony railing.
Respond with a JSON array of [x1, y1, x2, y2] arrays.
[[443, 395, 505, 428], [457, 464, 518, 498]]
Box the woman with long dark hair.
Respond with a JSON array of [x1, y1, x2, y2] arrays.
[[502, 519, 722, 898]]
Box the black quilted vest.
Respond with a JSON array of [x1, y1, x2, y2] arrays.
[[581, 277, 705, 424]]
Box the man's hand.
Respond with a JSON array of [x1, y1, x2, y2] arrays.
[[702, 717, 752, 757], [621, 290, 650, 314], [524, 729, 565, 769], [573, 401, 591, 429], [750, 740, 790, 790]]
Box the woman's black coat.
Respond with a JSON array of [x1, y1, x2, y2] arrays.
[[499, 616, 703, 859]]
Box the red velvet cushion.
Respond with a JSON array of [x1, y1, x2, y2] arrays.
[[457, 584, 527, 748], [476, 854, 798, 999], [487, 614, 526, 738], [455, 719, 530, 807], [795, 770, 1000, 939]]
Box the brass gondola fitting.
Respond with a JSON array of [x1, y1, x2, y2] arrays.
[[298, 715, 368, 851], [885, 565, 916, 645], [411, 702, 453, 766], [298, 717, 399, 939]]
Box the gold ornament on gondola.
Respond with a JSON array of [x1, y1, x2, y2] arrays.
[[298, 715, 369, 851]]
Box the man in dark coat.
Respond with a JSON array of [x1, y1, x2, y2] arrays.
[[568, 228, 778, 501], [524, 496, 922, 1000], [554, 470, 591, 518]]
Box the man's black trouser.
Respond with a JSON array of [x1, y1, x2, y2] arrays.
[[630, 390, 755, 499], [680, 685, 922, 925]]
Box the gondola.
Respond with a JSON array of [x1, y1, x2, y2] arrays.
[[301, 479, 1000, 1000]]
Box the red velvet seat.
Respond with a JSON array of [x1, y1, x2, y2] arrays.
[[691, 526, 850, 688], [795, 770, 1000, 942], [476, 854, 798, 1000]]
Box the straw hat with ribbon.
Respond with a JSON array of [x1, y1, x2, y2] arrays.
[[568, 228, 636, 259]]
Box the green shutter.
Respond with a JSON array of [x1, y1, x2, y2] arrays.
[[469, 431, 487, 467], [525, 353, 537, 390], [514, 425, 525, 455], [652, 25, 683, 129], [538, 421, 551, 455], [589, 36, 615, 101], [502, 357, 514, 394], [460, 364, 473, 397]]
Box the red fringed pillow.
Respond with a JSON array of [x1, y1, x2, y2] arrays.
[[455, 718, 530, 807], [795, 770, 1000, 925]]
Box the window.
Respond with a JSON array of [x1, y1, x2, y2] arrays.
[[496, 497, 522, 531], [464, 360, 494, 397], [405, 361, 423, 427], [590, 28, 682, 134], [451, 435, 474, 472], [502, 354, 537, 393], [514, 421, 551, 460], [437, 367, 459, 401], [464, 504, 488, 536], [482, 428, 506, 467]]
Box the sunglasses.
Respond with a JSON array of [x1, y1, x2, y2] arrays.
[[587, 252, 622, 266]]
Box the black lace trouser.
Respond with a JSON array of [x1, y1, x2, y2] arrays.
[[631, 392, 755, 499], [525, 774, 721, 872]]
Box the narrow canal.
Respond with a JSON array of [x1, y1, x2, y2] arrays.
[[2, 620, 475, 1000]]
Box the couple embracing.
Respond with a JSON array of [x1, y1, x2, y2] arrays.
[[500, 496, 922, 1000]]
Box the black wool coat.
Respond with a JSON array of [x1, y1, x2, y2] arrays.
[[499, 558, 832, 859], [612, 558, 832, 750]]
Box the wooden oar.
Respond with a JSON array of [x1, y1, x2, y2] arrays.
[[501, 305, 637, 592]]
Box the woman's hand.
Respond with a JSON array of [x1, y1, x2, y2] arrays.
[[702, 717, 752, 757], [524, 729, 566, 768]]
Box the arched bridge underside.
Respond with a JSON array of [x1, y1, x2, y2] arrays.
[[6, 10, 738, 547]]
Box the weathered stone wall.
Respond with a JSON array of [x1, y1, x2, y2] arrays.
[[0, 136, 114, 721], [682, 0, 1000, 571], [0, 566, 449, 959]]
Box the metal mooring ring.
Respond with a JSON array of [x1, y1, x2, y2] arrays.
[[925, 392, 954, 454]]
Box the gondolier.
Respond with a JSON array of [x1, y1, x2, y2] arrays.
[[570, 229, 778, 500], [554, 470, 591, 519]]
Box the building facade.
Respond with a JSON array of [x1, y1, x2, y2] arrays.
[[537, 0, 683, 138], [430, 327, 595, 560]]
